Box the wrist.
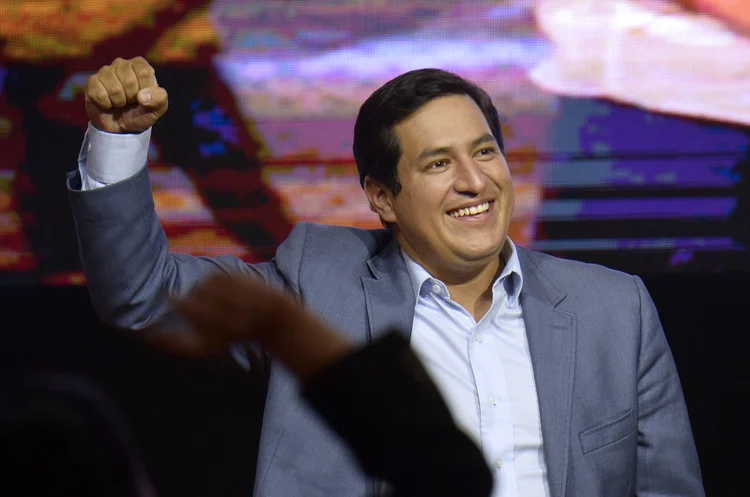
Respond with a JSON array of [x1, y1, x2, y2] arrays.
[[256, 299, 353, 381]]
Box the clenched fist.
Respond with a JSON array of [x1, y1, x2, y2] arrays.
[[85, 57, 168, 134]]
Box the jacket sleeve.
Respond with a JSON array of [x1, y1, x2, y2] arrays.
[[67, 165, 288, 330], [633, 276, 705, 496]]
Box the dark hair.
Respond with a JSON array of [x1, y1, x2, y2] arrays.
[[0, 374, 152, 497], [353, 68, 504, 196]]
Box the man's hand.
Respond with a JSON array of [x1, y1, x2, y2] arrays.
[[144, 273, 352, 381], [85, 57, 168, 134]]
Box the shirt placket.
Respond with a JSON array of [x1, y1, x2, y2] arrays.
[[470, 300, 520, 497]]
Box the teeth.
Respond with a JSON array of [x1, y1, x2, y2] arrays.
[[449, 202, 490, 218]]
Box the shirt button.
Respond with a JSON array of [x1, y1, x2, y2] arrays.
[[494, 458, 503, 468], [431, 283, 441, 294], [475, 333, 484, 343], [489, 396, 497, 406]]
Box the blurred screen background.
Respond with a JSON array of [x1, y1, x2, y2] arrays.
[[1, 0, 749, 284]]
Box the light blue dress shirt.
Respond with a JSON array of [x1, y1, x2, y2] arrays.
[[403, 242, 551, 497]]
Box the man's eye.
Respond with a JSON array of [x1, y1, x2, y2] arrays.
[[477, 148, 496, 157], [428, 160, 448, 169]]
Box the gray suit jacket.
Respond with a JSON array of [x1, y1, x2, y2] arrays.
[[68, 166, 704, 497]]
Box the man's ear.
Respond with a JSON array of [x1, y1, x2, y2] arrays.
[[363, 176, 397, 224]]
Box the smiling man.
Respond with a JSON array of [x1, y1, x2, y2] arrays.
[[67, 57, 704, 497], [360, 86, 514, 321]]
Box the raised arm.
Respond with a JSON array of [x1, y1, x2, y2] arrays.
[[68, 57, 284, 330]]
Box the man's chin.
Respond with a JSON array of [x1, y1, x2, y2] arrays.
[[453, 245, 504, 265]]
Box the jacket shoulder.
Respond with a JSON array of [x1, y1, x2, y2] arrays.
[[521, 247, 633, 281], [275, 223, 392, 284], [518, 247, 642, 304]]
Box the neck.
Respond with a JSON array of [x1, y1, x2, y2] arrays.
[[399, 238, 505, 321], [443, 258, 502, 321]]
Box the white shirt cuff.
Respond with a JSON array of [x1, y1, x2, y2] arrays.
[[77, 122, 152, 190]]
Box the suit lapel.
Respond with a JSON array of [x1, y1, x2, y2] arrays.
[[517, 248, 577, 497], [362, 240, 416, 344]]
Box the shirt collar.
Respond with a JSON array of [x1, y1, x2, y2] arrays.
[[400, 238, 524, 304]]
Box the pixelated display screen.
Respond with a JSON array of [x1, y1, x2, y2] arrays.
[[1, 0, 749, 284]]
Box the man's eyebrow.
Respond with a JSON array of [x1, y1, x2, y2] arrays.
[[471, 133, 496, 148], [416, 146, 452, 163], [415, 133, 496, 162]]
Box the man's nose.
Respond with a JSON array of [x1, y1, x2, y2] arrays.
[[453, 158, 487, 194]]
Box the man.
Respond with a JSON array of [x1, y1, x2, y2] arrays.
[[68, 56, 704, 496]]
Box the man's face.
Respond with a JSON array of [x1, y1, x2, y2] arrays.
[[370, 94, 515, 278]]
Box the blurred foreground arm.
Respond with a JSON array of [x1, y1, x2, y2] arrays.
[[146, 273, 492, 497]]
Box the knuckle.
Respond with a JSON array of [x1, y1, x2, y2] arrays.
[[135, 67, 154, 79], [121, 75, 138, 88], [92, 89, 109, 102]]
